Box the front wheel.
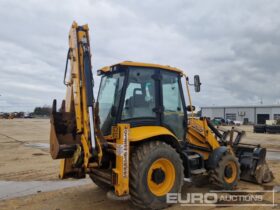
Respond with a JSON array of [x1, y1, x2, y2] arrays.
[[209, 152, 240, 189], [130, 141, 184, 209]]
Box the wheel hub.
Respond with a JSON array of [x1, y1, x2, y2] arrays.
[[151, 168, 166, 184], [224, 165, 233, 178], [147, 158, 176, 196]]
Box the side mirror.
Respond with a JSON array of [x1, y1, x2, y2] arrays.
[[186, 105, 196, 112], [194, 75, 201, 92]]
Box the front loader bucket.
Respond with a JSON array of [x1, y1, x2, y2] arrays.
[[235, 144, 274, 184], [50, 99, 80, 159], [214, 125, 274, 184]]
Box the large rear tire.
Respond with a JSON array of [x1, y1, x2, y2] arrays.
[[209, 152, 240, 190], [130, 141, 184, 209]]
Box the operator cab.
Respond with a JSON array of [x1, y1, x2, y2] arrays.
[[97, 61, 189, 140]]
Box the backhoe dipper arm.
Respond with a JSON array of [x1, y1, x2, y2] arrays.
[[50, 22, 102, 173], [67, 22, 96, 166]]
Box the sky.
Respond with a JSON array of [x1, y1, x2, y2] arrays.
[[0, 0, 280, 112]]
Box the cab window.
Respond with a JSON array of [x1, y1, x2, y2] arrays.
[[122, 68, 156, 120], [161, 71, 185, 140]]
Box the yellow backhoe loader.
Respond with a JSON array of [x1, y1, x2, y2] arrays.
[[50, 22, 273, 209]]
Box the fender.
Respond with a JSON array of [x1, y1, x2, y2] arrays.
[[206, 146, 228, 169], [129, 126, 181, 150], [129, 126, 177, 141]]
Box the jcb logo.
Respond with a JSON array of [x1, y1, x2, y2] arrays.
[[191, 125, 204, 133]]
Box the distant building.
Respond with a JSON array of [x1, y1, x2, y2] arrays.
[[201, 105, 280, 124]]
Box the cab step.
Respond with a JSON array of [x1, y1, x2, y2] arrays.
[[184, 178, 192, 182], [188, 154, 201, 159], [181, 149, 205, 178]]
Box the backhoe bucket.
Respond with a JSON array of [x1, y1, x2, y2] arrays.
[[235, 144, 274, 184], [50, 99, 79, 159]]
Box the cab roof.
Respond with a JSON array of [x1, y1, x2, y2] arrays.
[[99, 61, 183, 74]]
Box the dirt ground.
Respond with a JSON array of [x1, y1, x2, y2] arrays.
[[0, 119, 58, 181], [0, 119, 279, 210], [223, 125, 280, 151]]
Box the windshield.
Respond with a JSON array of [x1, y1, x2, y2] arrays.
[[97, 72, 125, 135]]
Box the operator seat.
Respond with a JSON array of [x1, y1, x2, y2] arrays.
[[124, 88, 154, 119]]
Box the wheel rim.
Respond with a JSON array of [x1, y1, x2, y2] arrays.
[[224, 161, 237, 183], [147, 158, 176, 196]]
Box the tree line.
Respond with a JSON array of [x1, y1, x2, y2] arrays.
[[0, 106, 51, 119]]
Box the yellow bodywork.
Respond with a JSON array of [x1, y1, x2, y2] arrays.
[[68, 22, 93, 167], [51, 22, 102, 178], [129, 126, 176, 142], [100, 61, 184, 74], [57, 22, 93, 176], [104, 125, 178, 143], [127, 121, 220, 161], [112, 124, 130, 196], [187, 118, 220, 159]]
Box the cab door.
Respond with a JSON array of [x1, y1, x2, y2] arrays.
[[120, 67, 159, 127], [160, 71, 186, 140]]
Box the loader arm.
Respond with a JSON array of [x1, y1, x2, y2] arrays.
[[184, 75, 273, 184]]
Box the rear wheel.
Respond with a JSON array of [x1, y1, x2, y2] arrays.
[[130, 141, 184, 209], [209, 152, 240, 189]]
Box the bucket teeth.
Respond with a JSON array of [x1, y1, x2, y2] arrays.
[[255, 162, 274, 184]]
